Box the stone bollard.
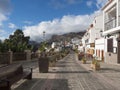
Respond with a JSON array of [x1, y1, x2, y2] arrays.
[[8, 51, 13, 64]]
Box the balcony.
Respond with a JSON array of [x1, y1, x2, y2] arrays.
[[105, 17, 116, 31]]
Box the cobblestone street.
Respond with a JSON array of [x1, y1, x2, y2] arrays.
[[12, 52, 119, 90]]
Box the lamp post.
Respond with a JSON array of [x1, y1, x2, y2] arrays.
[[43, 31, 45, 41]]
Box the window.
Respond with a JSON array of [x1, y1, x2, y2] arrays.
[[107, 38, 113, 52]]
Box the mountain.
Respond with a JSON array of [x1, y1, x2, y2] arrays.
[[48, 31, 85, 42]]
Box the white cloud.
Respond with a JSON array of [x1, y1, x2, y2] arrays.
[[0, 0, 11, 14], [0, 0, 11, 26], [8, 23, 17, 29], [49, 0, 82, 9], [96, 0, 108, 9], [0, 0, 11, 40], [0, 29, 4, 33], [0, 29, 7, 40], [0, 13, 7, 26], [23, 10, 102, 42], [23, 21, 33, 25], [66, 0, 82, 4], [0, 13, 7, 40], [86, 1, 93, 7]]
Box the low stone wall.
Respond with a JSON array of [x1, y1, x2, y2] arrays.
[[0, 51, 32, 64], [0, 53, 10, 64], [31, 53, 39, 59], [13, 52, 26, 61]]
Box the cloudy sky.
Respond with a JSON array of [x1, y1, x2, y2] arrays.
[[0, 0, 108, 42]]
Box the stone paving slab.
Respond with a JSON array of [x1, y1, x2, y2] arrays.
[[11, 52, 120, 90], [77, 58, 120, 90]]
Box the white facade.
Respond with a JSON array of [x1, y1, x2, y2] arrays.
[[83, 14, 103, 55], [95, 38, 105, 60], [51, 42, 56, 48], [103, 0, 120, 35], [71, 37, 81, 45], [102, 0, 120, 64], [82, 31, 89, 53], [95, 38, 104, 51]]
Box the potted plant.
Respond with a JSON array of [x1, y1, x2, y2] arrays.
[[78, 52, 84, 60], [38, 51, 49, 73], [91, 59, 100, 70], [48, 55, 57, 67], [81, 57, 86, 64]]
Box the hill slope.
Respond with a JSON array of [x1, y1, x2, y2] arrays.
[[49, 31, 85, 42]]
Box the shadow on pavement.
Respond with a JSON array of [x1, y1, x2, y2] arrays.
[[99, 68, 120, 73], [14, 78, 69, 90], [49, 70, 90, 73]]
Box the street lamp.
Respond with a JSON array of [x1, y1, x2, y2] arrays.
[[43, 31, 45, 41]]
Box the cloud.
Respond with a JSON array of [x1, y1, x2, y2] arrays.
[[49, 0, 82, 9], [50, 0, 65, 9], [0, 0, 11, 40], [96, 0, 108, 9], [0, 13, 7, 40], [0, 29, 7, 40], [0, 29, 4, 33], [0, 0, 11, 25], [0, 13, 7, 26], [8, 23, 17, 29], [0, 0, 11, 14], [66, 0, 82, 5], [23, 10, 101, 42], [23, 21, 33, 25], [86, 1, 93, 7]]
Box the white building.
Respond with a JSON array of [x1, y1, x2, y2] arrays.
[[51, 42, 56, 48], [95, 38, 104, 61], [102, 0, 120, 64], [71, 37, 82, 50], [82, 14, 103, 56], [82, 30, 90, 54], [94, 14, 105, 61]]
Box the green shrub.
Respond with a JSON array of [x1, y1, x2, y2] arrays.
[[92, 59, 100, 66]]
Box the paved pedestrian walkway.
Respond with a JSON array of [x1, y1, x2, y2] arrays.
[[12, 52, 120, 90], [79, 58, 120, 89]]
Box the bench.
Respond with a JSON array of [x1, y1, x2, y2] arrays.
[[0, 63, 32, 90]]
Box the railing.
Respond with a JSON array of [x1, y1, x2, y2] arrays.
[[105, 17, 116, 31]]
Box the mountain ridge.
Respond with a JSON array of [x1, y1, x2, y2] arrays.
[[49, 31, 85, 42]]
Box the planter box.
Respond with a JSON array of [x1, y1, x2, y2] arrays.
[[49, 61, 56, 67], [82, 60, 86, 64], [38, 57, 49, 73], [91, 63, 100, 70], [48, 56, 57, 67]]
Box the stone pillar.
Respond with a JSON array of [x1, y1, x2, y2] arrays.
[[25, 50, 31, 61], [8, 51, 13, 64]]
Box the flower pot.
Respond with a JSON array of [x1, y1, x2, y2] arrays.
[[48, 56, 56, 67], [91, 63, 100, 70], [38, 57, 49, 73], [82, 60, 86, 64], [49, 61, 56, 67]]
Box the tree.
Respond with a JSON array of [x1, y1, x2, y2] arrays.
[[3, 29, 31, 52], [39, 42, 47, 52]]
